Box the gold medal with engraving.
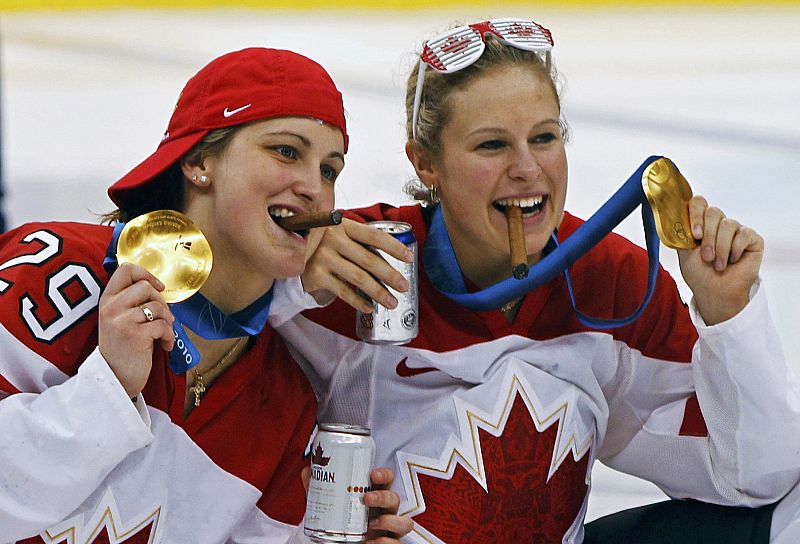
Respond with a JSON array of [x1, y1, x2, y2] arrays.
[[116, 210, 212, 303], [642, 157, 699, 250]]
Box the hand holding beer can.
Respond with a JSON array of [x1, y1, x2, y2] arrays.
[[355, 221, 418, 345], [304, 424, 376, 543]]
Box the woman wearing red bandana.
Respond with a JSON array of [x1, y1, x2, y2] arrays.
[[0, 48, 411, 543], [276, 18, 800, 544]]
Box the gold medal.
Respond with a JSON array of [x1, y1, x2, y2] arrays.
[[642, 157, 699, 250], [116, 210, 212, 303]]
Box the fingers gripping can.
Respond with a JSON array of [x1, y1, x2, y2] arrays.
[[304, 424, 376, 543], [355, 221, 418, 345]]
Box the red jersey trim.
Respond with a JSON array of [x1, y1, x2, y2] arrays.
[[679, 393, 709, 437]]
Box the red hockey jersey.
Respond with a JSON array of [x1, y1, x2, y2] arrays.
[[0, 221, 317, 543]]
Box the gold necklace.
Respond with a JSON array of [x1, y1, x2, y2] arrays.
[[190, 337, 246, 407]]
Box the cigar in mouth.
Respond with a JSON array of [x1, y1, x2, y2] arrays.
[[505, 206, 529, 280], [275, 210, 343, 232]]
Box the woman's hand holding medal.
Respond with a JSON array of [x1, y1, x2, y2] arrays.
[[677, 196, 764, 326], [98, 263, 175, 398]]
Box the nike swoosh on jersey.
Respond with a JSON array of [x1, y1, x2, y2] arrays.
[[395, 357, 438, 377], [223, 104, 252, 117]]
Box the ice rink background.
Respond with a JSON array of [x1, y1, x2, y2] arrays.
[[2, 5, 799, 523]]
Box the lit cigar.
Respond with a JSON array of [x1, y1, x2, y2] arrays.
[[506, 206, 528, 280], [275, 210, 343, 232]]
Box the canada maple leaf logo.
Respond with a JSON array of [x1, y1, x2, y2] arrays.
[[441, 35, 471, 55], [19, 522, 156, 544], [508, 22, 536, 37], [413, 393, 590, 542], [398, 371, 593, 544], [312, 443, 331, 466], [18, 489, 161, 544]]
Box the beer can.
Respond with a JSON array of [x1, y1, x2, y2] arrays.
[[304, 424, 376, 543], [356, 221, 418, 345]]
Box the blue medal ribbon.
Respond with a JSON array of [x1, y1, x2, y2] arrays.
[[103, 221, 272, 373], [423, 155, 663, 329], [167, 290, 272, 373]]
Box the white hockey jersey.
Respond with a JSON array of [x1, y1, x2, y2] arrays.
[[274, 204, 800, 544]]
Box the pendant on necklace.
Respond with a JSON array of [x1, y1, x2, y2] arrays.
[[191, 370, 206, 407], [500, 297, 523, 314], [188, 336, 246, 408]]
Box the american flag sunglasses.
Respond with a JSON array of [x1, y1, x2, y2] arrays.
[[412, 18, 554, 139]]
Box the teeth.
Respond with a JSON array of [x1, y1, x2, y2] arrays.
[[494, 196, 543, 208], [268, 206, 296, 218]]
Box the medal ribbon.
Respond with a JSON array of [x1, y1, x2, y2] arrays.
[[103, 222, 272, 373], [423, 155, 662, 329]]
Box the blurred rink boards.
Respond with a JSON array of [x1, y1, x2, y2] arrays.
[[1, 1, 799, 522]]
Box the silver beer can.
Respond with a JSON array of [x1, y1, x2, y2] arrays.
[[304, 424, 376, 543], [355, 221, 418, 345]]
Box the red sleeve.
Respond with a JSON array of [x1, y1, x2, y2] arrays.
[[0, 222, 112, 382]]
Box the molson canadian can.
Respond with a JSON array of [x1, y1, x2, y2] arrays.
[[304, 424, 376, 543], [355, 221, 418, 345]]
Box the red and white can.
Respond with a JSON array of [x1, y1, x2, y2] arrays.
[[304, 424, 376, 543]]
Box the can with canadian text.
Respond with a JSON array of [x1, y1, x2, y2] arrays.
[[304, 424, 376, 543], [355, 221, 418, 345]]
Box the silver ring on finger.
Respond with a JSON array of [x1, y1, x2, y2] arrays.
[[140, 304, 155, 323]]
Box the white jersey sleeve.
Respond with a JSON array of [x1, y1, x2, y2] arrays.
[[601, 280, 800, 506], [269, 277, 324, 327], [0, 344, 153, 538]]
